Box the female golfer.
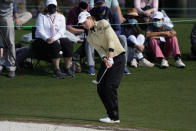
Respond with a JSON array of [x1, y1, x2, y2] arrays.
[[78, 12, 125, 123]]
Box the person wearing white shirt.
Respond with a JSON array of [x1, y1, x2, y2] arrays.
[[34, 0, 74, 78]]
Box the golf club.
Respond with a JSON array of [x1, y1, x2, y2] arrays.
[[92, 68, 108, 85]]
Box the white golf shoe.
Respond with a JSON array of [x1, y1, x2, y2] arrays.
[[174, 58, 186, 68], [161, 59, 169, 68], [130, 58, 138, 68], [99, 117, 120, 123], [138, 58, 154, 67]]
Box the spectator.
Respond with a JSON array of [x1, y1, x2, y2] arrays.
[[78, 11, 125, 123], [89, 0, 131, 74], [66, 0, 96, 75], [134, 0, 159, 17], [89, 0, 125, 24], [13, 0, 32, 29], [146, 11, 185, 68], [190, 23, 196, 59], [0, 0, 16, 78], [33, 0, 74, 78], [122, 8, 154, 68]]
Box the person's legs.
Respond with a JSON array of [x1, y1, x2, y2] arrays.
[[163, 36, 185, 68], [163, 36, 181, 59], [136, 35, 154, 67], [52, 58, 60, 70], [85, 40, 95, 75], [149, 38, 165, 59], [16, 46, 30, 65], [60, 38, 74, 76], [149, 38, 168, 68], [97, 54, 125, 121], [118, 35, 130, 74], [0, 15, 16, 77]]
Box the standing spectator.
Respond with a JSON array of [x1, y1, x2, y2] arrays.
[[78, 12, 125, 123], [89, 0, 131, 74], [121, 8, 154, 68], [89, 0, 125, 24], [0, 0, 16, 78], [134, 0, 159, 17], [33, 0, 74, 78], [190, 23, 196, 59], [13, 0, 32, 28], [146, 11, 185, 68], [66, 0, 96, 75]]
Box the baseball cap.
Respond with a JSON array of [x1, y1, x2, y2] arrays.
[[78, 11, 91, 24], [94, 0, 105, 4], [46, 0, 57, 6], [152, 11, 164, 19]]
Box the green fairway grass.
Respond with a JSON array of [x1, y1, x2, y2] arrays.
[[0, 18, 196, 131]]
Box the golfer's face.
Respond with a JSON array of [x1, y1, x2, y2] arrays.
[[82, 19, 93, 30]]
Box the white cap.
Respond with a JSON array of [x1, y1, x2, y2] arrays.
[[152, 11, 164, 19], [46, 0, 57, 6], [78, 11, 91, 24]]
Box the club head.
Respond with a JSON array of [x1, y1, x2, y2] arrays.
[[92, 80, 98, 84]]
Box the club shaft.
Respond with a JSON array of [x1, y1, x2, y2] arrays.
[[98, 68, 108, 84]]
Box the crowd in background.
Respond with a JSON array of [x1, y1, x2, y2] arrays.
[[1, 0, 195, 79]]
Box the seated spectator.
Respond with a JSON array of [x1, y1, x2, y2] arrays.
[[33, 0, 74, 78], [190, 23, 196, 59], [121, 8, 154, 68], [134, 0, 159, 17], [13, 0, 32, 29], [134, 0, 159, 31], [146, 11, 185, 68], [66, 0, 96, 75], [89, 0, 125, 24]]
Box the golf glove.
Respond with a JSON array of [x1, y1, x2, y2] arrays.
[[108, 57, 114, 65]]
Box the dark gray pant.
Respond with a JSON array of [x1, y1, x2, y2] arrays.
[[97, 53, 125, 120], [0, 15, 16, 71]]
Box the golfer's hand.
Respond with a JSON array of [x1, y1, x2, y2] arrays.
[[104, 58, 113, 68]]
